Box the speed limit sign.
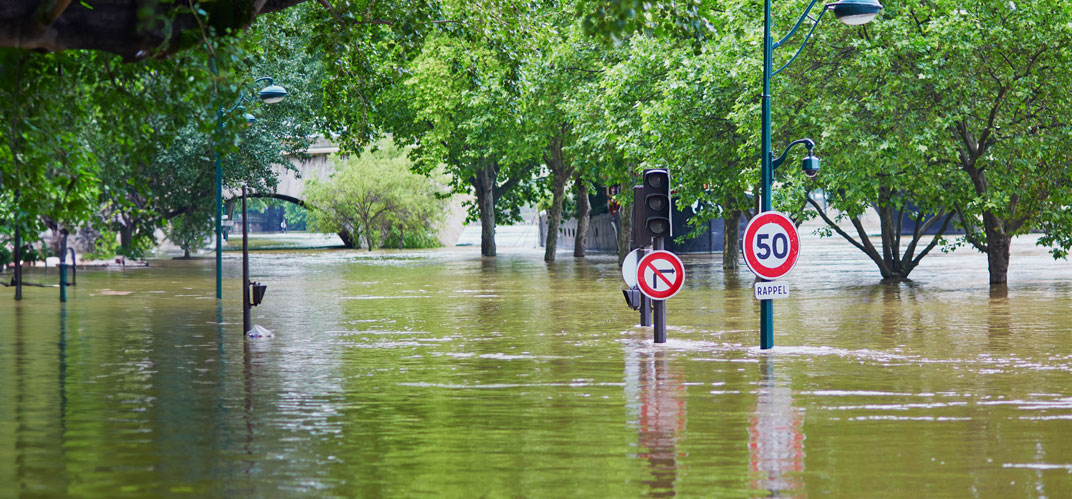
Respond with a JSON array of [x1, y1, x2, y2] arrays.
[[743, 211, 800, 280]]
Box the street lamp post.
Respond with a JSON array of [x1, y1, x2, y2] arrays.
[[759, 0, 882, 349], [211, 75, 288, 299]]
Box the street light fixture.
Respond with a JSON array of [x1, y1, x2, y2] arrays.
[[258, 79, 288, 104], [757, 0, 881, 349], [213, 76, 288, 300], [830, 0, 884, 26]]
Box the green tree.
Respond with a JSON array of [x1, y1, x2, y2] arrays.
[[166, 212, 215, 258], [305, 139, 445, 250], [283, 202, 308, 231], [84, 10, 323, 257], [788, 0, 1072, 283], [1, 49, 102, 297], [388, 32, 539, 257]]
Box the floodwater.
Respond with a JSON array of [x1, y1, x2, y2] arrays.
[[2, 234, 1072, 497]]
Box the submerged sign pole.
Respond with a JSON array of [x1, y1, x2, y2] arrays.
[[636, 249, 685, 344], [652, 238, 666, 343], [743, 211, 800, 349]]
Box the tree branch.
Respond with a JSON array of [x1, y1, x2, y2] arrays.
[[954, 203, 988, 252], [910, 212, 954, 267], [807, 198, 868, 254]]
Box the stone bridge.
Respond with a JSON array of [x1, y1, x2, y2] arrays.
[[226, 137, 467, 245]]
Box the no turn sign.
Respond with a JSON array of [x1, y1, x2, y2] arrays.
[[636, 250, 685, 300], [743, 211, 800, 281]]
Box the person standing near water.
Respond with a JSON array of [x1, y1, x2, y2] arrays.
[[281, 218, 287, 233]]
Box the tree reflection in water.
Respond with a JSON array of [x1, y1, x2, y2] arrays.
[[625, 345, 686, 497], [748, 355, 804, 497]]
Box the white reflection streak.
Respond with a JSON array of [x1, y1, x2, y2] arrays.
[[749, 356, 804, 497]]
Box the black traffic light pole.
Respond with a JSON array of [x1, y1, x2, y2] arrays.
[[242, 185, 251, 335], [652, 237, 666, 343], [639, 247, 651, 326], [635, 169, 671, 343], [632, 186, 652, 327]]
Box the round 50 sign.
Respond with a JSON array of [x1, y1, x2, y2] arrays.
[[743, 211, 800, 280]]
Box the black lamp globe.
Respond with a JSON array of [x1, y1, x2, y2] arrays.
[[829, 0, 883, 26]]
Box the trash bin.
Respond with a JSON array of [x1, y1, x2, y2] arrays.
[[250, 282, 267, 306]]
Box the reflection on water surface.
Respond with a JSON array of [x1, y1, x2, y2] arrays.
[[2, 235, 1072, 496]]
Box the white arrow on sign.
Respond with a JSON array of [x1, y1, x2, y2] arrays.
[[636, 250, 685, 300]]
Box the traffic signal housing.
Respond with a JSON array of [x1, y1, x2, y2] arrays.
[[634, 169, 672, 246]]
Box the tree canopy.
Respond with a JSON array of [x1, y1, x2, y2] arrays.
[[4, 0, 1072, 288]]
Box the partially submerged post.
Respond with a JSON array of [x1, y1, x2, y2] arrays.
[[13, 188, 21, 301], [59, 229, 68, 303], [242, 185, 251, 335]]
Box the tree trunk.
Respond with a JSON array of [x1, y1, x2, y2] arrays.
[[809, 197, 952, 282], [616, 181, 633, 267], [984, 216, 1011, 285], [476, 162, 497, 257], [543, 175, 567, 262], [183, 247, 190, 258], [573, 176, 591, 258], [723, 209, 740, 270], [337, 230, 355, 249], [119, 214, 133, 254], [957, 122, 1016, 285], [543, 129, 572, 262]]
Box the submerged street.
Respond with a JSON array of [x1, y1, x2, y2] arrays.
[[3, 234, 1072, 497]]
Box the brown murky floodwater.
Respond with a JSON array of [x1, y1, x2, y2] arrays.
[[2, 234, 1072, 497]]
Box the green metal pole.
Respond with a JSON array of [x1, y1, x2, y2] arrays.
[[242, 185, 251, 335], [215, 147, 223, 300], [13, 221, 21, 301], [13, 188, 21, 301], [210, 54, 223, 301], [760, 0, 775, 349]]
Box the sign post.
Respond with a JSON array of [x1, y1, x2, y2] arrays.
[[623, 168, 682, 343], [636, 249, 685, 343], [742, 211, 800, 349]]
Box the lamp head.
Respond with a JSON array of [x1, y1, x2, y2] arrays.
[[258, 83, 287, 104], [802, 154, 820, 178], [829, 0, 883, 26]]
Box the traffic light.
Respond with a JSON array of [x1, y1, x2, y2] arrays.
[[634, 168, 672, 246]]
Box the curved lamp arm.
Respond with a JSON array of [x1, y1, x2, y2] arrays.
[[773, 0, 824, 50], [772, 5, 830, 78], [771, 138, 815, 171], [219, 94, 254, 122], [218, 77, 278, 120]]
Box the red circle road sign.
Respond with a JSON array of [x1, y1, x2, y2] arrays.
[[636, 250, 685, 300], [743, 211, 800, 280]]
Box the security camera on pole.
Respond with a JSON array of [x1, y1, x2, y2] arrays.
[[621, 169, 684, 344]]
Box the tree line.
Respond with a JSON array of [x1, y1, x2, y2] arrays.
[[2, 0, 1071, 286]]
